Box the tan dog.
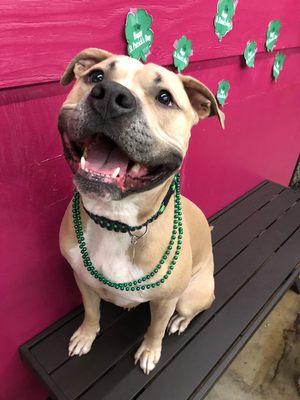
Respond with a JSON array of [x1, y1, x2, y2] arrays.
[[58, 48, 224, 374]]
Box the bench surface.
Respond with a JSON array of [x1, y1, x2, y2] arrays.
[[20, 180, 300, 400]]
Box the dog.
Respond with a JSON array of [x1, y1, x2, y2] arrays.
[[58, 48, 224, 374]]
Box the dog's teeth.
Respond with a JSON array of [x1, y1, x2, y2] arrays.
[[80, 156, 86, 169], [131, 163, 141, 173], [112, 167, 120, 179]]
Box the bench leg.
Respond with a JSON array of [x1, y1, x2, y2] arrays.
[[291, 274, 300, 294]]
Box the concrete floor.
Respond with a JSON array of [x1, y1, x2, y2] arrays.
[[205, 289, 300, 400]]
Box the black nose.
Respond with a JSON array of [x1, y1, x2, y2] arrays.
[[89, 81, 136, 119]]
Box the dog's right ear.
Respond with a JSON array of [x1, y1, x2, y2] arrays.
[[60, 48, 113, 86]]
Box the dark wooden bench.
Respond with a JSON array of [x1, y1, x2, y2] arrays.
[[20, 180, 300, 400]]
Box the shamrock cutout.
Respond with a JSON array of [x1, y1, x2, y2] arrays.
[[173, 36, 193, 73], [244, 41, 257, 68], [273, 53, 285, 81], [125, 9, 154, 62], [214, 0, 237, 41], [266, 20, 281, 52], [217, 80, 230, 106]]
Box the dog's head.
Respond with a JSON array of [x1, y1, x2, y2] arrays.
[[58, 48, 224, 200]]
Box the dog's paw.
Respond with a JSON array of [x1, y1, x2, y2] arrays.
[[68, 324, 100, 357], [134, 341, 161, 375], [167, 313, 191, 335]]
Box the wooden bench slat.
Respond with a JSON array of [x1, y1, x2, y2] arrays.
[[31, 302, 124, 374], [135, 227, 300, 400], [76, 199, 300, 400], [211, 181, 283, 243], [213, 188, 300, 273], [50, 304, 150, 400]]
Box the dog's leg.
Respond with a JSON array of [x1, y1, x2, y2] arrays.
[[135, 298, 178, 374], [168, 257, 215, 335], [69, 273, 101, 357]]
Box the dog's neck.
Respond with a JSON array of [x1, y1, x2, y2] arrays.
[[80, 177, 173, 227]]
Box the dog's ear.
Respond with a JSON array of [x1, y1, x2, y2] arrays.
[[180, 75, 225, 129], [60, 48, 113, 86]]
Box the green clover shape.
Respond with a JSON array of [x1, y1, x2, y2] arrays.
[[173, 35, 193, 73], [125, 9, 154, 62], [273, 53, 285, 81], [266, 20, 281, 52], [217, 80, 230, 106], [244, 41, 257, 68], [214, 0, 236, 41]]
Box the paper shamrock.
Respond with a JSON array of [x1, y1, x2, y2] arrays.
[[125, 9, 154, 62], [265, 20, 281, 52], [217, 80, 230, 106], [173, 36, 193, 73], [214, 0, 237, 41], [243, 41, 257, 68], [273, 53, 285, 81]]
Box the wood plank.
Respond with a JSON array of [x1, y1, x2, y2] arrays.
[[1, 1, 300, 88], [213, 188, 300, 272], [77, 201, 300, 400], [211, 181, 283, 243], [135, 227, 300, 400], [190, 266, 300, 400], [30, 302, 124, 373], [50, 304, 150, 400], [208, 180, 268, 224]]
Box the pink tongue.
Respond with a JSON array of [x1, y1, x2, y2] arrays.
[[85, 138, 129, 176]]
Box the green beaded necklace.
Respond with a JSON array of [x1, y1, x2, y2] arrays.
[[72, 173, 183, 291]]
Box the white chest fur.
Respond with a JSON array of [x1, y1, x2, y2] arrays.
[[67, 194, 151, 307]]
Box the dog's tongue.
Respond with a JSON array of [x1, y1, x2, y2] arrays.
[[85, 138, 129, 176]]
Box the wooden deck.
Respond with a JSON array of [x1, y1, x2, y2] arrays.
[[20, 180, 300, 400]]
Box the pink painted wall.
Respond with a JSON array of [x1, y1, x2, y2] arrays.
[[0, 1, 299, 399]]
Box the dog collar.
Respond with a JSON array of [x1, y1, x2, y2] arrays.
[[80, 173, 179, 233], [72, 173, 183, 291]]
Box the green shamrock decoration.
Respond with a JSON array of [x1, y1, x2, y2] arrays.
[[243, 41, 257, 68], [266, 20, 281, 52], [273, 53, 285, 81], [125, 9, 154, 62], [214, 0, 237, 41], [217, 80, 230, 106], [173, 35, 193, 73]]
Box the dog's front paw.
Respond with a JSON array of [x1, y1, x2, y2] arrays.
[[68, 323, 100, 357], [134, 341, 161, 374]]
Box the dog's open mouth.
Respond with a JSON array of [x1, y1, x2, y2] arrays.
[[63, 132, 177, 193]]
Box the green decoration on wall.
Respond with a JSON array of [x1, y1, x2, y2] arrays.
[[214, 0, 238, 41], [243, 41, 257, 68], [125, 9, 154, 62], [273, 53, 285, 81], [265, 20, 281, 52], [217, 80, 230, 106], [173, 36, 193, 73]]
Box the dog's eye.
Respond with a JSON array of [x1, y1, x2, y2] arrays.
[[156, 90, 174, 107], [89, 69, 104, 83]]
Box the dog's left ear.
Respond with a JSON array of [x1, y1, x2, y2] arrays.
[[60, 48, 113, 86], [180, 75, 225, 129]]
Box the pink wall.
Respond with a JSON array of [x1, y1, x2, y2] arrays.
[[0, 2, 299, 399]]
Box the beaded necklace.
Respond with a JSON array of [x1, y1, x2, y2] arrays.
[[72, 173, 183, 291]]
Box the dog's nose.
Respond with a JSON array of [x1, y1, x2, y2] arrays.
[[89, 81, 136, 119]]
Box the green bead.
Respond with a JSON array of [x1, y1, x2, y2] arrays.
[[126, 287, 130, 291], [120, 287, 125, 291], [156, 282, 161, 286], [137, 279, 142, 283], [128, 282, 133, 286], [130, 287, 135, 291], [141, 286, 145, 290], [174, 255, 178, 260], [167, 270, 172, 275], [146, 284, 151, 289], [142, 277, 146, 281], [170, 265, 174, 270], [133, 280, 137, 285], [146, 274, 151, 279], [154, 268, 158, 273], [162, 255, 167, 260], [151, 283, 156, 288], [160, 278, 165, 283], [167, 244, 172, 250], [136, 287, 140, 291], [150, 272, 155, 277]]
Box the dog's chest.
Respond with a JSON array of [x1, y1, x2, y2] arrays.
[[68, 219, 149, 306]]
